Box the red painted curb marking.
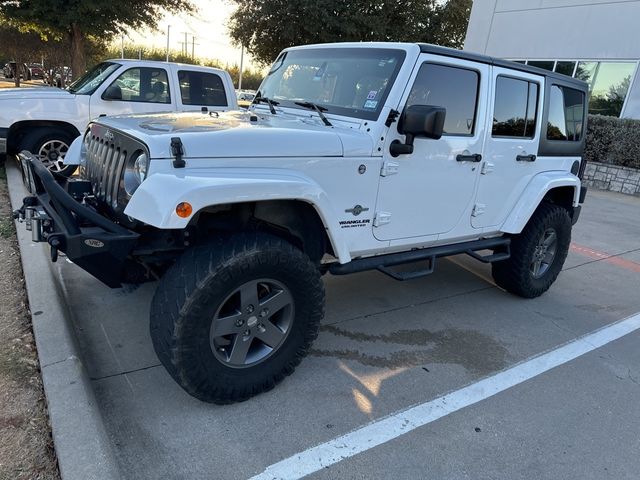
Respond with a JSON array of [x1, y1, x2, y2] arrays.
[[570, 243, 640, 273]]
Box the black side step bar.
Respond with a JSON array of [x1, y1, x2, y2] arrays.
[[329, 237, 511, 281]]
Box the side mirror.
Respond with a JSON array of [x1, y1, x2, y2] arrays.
[[102, 85, 122, 101], [390, 105, 446, 157]]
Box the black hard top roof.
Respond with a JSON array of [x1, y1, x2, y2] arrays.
[[418, 43, 588, 91]]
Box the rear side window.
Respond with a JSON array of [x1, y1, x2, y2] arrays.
[[492, 76, 539, 138], [178, 71, 228, 107], [547, 85, 585, 141], [406, 63, 479, 136]]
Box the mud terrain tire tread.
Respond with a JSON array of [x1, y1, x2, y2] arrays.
[[150, 232, 324, 404], [492, 202, 571, 299]]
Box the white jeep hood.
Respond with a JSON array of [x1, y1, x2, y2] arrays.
[[96, 110, 375, 158]]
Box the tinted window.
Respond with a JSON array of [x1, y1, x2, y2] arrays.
[[179, 71, 228, 106], [105, 67, 170, 104], [547, 85, 585, 141], [492, 76, 539, 137], [407, 63, 479, 135]]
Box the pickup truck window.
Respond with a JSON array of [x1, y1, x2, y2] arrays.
[[258, 48, 406, 121], [67, 62, 120, 95], [178, 71, 228, 106], [105, 67, 171, 104], [407, 63, 479, 136], [492, 76, 539, 138]]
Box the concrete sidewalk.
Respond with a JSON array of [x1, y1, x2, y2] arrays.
[[5, 160, 121, 480]]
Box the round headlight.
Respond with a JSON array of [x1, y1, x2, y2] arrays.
[[134, 152, 148, 182], [123, 151, 148, 196]]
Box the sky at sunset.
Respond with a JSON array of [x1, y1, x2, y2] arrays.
[[123, 0, 255, 68]]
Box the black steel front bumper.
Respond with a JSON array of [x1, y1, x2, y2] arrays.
[[15, 152, 139, 287]]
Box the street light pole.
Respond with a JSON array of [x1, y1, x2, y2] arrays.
[[121, 34, 124, 59], [238, 44, 244, 90], [166, 25, 171, 62]]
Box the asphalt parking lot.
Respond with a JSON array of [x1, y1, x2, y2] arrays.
[[53, 189, 640, 480]]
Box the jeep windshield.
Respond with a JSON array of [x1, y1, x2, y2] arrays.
[[67, 62, 120, 95], [257, 48, 406, 121]]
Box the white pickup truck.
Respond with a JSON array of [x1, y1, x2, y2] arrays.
[[0, 59, 237, 175]]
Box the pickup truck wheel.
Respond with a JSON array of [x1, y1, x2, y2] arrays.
[[149, 232, 325, 404], [492, 203, 571, 298], [20, 128, 77, 177]]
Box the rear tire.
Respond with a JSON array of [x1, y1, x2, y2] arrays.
[[492, 203, 571, 298], [150, 232, 325, 404], [20, 128, 78, 177]]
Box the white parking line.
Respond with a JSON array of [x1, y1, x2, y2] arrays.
[[250, 312, 640, 480]]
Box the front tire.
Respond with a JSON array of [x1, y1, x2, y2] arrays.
[[20, 128, 78, 177], [150, 233, 325, 404], [492, 203, 571, 298]]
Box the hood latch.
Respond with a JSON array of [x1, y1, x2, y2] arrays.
[[170, 137, 185, 168]]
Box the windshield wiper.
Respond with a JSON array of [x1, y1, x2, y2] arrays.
[[253, 96, 279, 114], [295, 101, 332, 127]]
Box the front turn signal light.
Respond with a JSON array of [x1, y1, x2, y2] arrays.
[[176, 202, 193, 218]]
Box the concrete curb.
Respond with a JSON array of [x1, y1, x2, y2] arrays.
[[5, 160, 122, 480]]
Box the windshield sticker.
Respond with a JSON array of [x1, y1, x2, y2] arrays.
[[364, 100, 378, 109], [367, 90, 378, 100]]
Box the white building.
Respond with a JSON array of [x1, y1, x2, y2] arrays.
[[464, 0, 640, 118]]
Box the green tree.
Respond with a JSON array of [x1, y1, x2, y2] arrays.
[[228, 0, 472, 66], [0, 0, 196, 79]]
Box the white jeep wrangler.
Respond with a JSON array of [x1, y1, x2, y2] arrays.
[[1, 59, 237, 176], [16, 42, 588, 404]]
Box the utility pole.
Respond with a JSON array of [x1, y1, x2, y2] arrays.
[[166, 25, 171, 62], [121, 34, 124, 59], [191, 36, 196, 59], [182, 32, 189, 55], [238, 44, 244, 90]]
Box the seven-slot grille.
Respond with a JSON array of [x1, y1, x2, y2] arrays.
[[84, 134, 127, 207], [82, 127, 147, 209]]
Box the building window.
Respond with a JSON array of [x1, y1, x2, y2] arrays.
[[528, 60, 555, 71], [554, 62, 576, 76], [588, 62, 636, 117], [547, 85, 585, 141], [407, 63, 479, 135], [492, 76, 539, 138], [509, 59, 638, 117], [574, 62, 599, 89]]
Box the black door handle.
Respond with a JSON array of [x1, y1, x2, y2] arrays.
[[456, 153, 482, 162], [516, 154, 536, 162]]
